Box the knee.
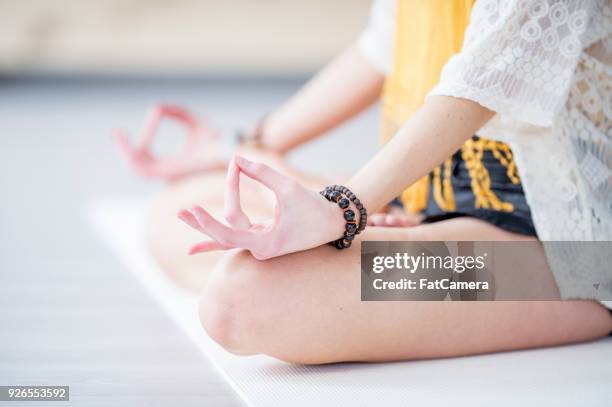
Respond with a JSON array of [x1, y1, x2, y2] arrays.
[[197, 248, 341, 365], [198, 249, 268, 356]]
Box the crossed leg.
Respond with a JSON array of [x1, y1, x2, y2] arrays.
[[143, 147, 611, 363], [198, 217, 612, 364]]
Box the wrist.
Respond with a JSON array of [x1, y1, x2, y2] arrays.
[[259, 115, 294, 156], [237, 116, 267, 148], [323, 195, 348, 240], [237, 114, 291, 156]]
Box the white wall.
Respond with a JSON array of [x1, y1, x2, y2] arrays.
[[0, 0, 371, 76]]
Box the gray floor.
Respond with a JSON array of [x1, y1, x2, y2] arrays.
[[0, 76, 378, 406]]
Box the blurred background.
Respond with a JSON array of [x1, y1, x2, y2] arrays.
[[2, 0, 371, 76], [0, 1, 379, 405]]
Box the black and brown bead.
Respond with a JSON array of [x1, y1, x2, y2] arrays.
[[321, 185, 368, 250], [330, 185, 368, 232]]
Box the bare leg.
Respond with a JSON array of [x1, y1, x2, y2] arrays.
[[146, 148, 333, 291], [199, 217, 612, 364]]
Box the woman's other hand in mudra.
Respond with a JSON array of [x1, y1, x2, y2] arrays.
[[178, 156, 345, 260], [113, 104, 226, 181]]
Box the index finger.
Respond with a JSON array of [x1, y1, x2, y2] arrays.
[[234, 155, 295, 194], [192, 206, 257, 248]]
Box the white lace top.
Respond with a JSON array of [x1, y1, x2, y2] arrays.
[[360, 0, 612, 302]]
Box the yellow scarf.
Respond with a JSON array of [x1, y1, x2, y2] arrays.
[[382, 0, 519, 213]]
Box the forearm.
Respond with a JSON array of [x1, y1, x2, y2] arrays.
[[179, 98, 494, 259], [346, 96, 495, 212], [261, 43, 385, 154]]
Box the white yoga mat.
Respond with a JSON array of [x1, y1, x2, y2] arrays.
[[89, 199, 612, 407]]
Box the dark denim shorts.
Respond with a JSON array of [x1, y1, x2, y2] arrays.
[[397, 137, 537, 237]]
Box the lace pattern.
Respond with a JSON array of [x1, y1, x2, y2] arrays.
[[429, 0, 612, 300]]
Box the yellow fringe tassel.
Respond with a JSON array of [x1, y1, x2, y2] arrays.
[[401, 137, 520, 214], [432, 157, 456, 211], [460, 138, 515, 212], [400, 175, 430, 213]]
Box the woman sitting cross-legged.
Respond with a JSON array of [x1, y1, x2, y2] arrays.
[[116, 0, 612, 364]]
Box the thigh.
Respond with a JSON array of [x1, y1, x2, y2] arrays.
[[205, 218, 612, 364]]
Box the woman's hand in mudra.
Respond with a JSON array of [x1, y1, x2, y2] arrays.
[[114, 104, 225, 181], [178, 156, 345, 260]]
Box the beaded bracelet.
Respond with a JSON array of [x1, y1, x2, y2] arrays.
[[235, 115, 267, 148], [320, 185, 368, 250]]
